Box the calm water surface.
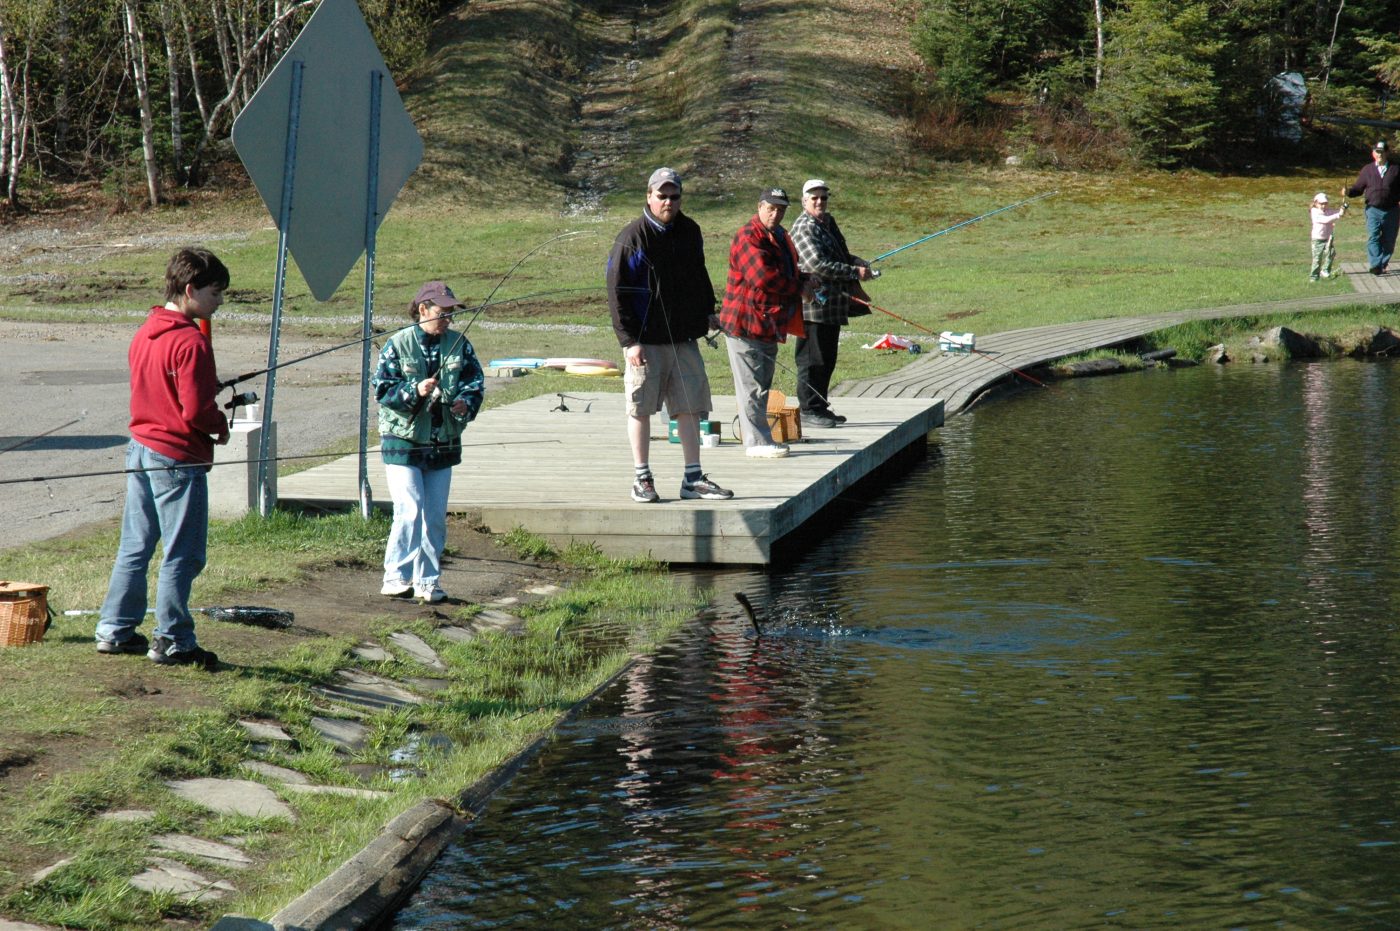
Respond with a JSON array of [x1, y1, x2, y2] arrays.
[[395, 361, 1400, 929]]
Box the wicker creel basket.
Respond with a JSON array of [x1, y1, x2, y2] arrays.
[[0, 581, 49, 647]]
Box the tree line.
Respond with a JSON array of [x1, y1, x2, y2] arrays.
[[0, 0, 440, 211], [912, 0, 1400, 165]]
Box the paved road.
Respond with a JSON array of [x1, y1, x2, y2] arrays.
[[0, 319, 366, 552]]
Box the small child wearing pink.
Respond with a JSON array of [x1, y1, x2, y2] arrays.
[[1309, 192, 1347, 282]]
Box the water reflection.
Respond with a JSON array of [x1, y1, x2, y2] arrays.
[[395, 361, 1400, 929]]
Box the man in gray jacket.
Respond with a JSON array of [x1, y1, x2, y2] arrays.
[[790, 179, 874, 428]]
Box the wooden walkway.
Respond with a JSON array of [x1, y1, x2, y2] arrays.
[[837, 284, 1400, 414], [1342, 262, 1400, 294], [276, 393, 944, 565]]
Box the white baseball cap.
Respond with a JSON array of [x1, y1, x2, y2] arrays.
[[1313, 192, 1329, 204], [802, 179, 829, 196]]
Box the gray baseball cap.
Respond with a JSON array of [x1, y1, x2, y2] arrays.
[[648, 167, 682, 192]]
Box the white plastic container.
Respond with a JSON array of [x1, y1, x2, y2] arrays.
[[938, 331, 976, 353]]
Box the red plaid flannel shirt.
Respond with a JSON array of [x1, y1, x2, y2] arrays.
[[719, 215, 805, 343]]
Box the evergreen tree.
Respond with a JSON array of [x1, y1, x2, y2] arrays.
[[1091, 0, 1224, 164]]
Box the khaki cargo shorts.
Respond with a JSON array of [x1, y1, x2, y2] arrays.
[[625, 339, 713, 417]]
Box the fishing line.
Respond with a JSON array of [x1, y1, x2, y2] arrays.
[[848, 295, 1049, 390], [708, 323, 842, 415], [218, 240, 616, 392], [0, 441, 565, 487]]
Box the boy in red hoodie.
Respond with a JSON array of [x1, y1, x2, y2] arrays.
[[95, 248, 230, 669]]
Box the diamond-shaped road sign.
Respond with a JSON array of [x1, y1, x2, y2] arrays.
[[231, 0, 422, 301]]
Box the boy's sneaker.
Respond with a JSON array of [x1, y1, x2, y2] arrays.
[[148, 637, 219, 670], [96, 632, 149, 655], [631, 476, 660, 503], [680, 475, 733, 500], [1309, 275, 1320, 282], [380, 579, 413, 597], [416, 586, 447, 604], [745, 444, 790, 459], [804, 410, 840, 428]]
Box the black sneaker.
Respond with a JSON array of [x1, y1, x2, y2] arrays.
[[96, 632, 149, 655], [631, 476, 660, 503], [831, 411, 848, 424], [804, 410, 840, 428], [680, 475, 733, 500], [148, 636, 219, 670]]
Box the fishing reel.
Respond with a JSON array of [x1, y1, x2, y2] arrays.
[[223, 390, 259, 414]]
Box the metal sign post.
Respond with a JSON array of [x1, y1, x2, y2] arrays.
[[230, 0, 422, 521], [257, 60, 304, 517], [358, 71, 383, 519]]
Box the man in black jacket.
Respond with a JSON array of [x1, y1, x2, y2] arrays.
[[1344, 140, 1400, 275], [606, 167, 733, 504]]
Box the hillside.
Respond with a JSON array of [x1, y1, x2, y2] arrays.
[[398, 0, 923, 210]]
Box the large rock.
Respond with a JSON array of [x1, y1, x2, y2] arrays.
[[1352, 326, 1400, 358], [1255, 326, 1329, 359]]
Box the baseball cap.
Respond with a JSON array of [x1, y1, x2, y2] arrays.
[[1375, 140, 1388, 153], [412, 280, 465, 310], [1313, 192, 1329, 204], [759, 187, 790, 206], [802, 179, 829, 196], [648, 167, 682, 192]]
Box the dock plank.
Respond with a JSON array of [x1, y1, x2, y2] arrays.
[[276, 393, 943, 564]]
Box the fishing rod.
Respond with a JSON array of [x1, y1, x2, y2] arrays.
[[849, 295, 1049, 389], [0, 440, 566, 487], [452, 230, 593, 338], [868, 191, 1059, 268], [216, 282, 631, 391]]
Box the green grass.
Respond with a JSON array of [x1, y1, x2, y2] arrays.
[[0, 0, 1391, 925], [0, 523, 699, 929]]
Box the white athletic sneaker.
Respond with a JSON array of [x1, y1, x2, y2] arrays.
[[416, 585, 447, 604], [745, 444, 790, 459], [380, 579, 413, 597]]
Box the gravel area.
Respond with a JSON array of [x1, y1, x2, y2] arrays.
[[0, 320, 366, 551]]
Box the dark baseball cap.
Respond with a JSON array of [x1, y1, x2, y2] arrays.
[[412, 280, 465, 310], [759, 187, 790, 206]]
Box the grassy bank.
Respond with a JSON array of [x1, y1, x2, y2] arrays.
[[0, 517, 699, 929], [1, 0, 1393, 925]]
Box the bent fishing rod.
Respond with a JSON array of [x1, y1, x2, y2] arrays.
[[219, 230, 596, 392], [216, 283, 632, 392], [866, 191, 1059, 274], [849, 295, 1049, 390]]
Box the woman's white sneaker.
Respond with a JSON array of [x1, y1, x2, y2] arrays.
[[745, 444, 790, 459]]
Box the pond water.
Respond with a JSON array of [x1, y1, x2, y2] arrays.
[[393, 360, 1400, 929]]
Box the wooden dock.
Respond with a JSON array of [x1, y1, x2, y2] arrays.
[[837, 286, 1400, 413], [1342, 262, 1400, 295], [276, 393, 944, 565]]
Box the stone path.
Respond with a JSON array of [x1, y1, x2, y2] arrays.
[[14, 592, 535, 922]]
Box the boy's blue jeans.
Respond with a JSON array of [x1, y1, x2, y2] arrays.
[[96, 441, 209, 652]]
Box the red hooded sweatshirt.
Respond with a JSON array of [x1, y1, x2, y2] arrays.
[[128, 306, 227, 464]]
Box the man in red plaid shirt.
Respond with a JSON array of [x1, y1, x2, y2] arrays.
[[719, 187, 810, 459]]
